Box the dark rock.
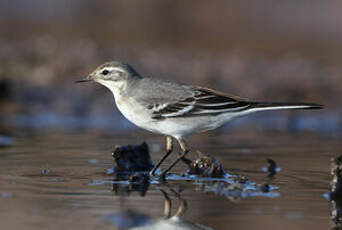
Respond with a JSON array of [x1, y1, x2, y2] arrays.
[[260, 183, 270, 193], [112, 142, 154, 172], [186, 151, 226, 178], [330, 155, 342, 199], [328, 155, 342, 229], [263, 158, 280, 178]]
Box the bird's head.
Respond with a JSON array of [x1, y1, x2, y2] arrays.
[[76, 61, 140, 91]]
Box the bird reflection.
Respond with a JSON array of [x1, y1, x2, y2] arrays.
[[107, 144, 279, 229], [130, 187, 213, 230], [108, 170, 279, 229], [108, 181, 213, 230]]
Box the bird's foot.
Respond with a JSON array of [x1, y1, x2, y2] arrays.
[[149, 169, 167, 181]]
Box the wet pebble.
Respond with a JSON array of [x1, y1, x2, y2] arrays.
[[41, 169, 50, 175]]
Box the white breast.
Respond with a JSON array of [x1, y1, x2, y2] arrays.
[[114, 96, 235, 138], [108, 88, 235, 139], [114, 96, 182, 137]]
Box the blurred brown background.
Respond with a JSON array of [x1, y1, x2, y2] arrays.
[[0, 0, 340, 133]]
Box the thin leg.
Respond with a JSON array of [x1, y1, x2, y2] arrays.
[[160, 189, 172, 219], [179, 152, 192, 165], [150, 136, 173, 176], [169, 187, 187, 217], [161, 138, 189, 177]]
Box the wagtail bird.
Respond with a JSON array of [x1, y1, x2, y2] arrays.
[[76, 61, 322, 177]]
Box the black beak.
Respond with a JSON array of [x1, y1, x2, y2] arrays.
[[75, 76, 92, 83], [75, 79, 91, 83]]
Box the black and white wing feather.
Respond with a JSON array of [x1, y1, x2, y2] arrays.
[[147, 87, 322, 120], [149, 88, 252, 120]]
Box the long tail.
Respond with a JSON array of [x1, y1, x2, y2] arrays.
[[246, 102, 323, 113]]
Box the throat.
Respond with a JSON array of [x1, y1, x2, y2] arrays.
[[97, 80, 125, 100], [109, 87, 122, 101]]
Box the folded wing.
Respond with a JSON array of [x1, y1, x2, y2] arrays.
[[150, 88, 251, 120]]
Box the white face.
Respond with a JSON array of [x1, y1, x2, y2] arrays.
[[96, 78, 125, 92], [92, 66, 127, 92]]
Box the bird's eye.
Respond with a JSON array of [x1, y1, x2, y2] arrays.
[[102, 69, 109, 75]]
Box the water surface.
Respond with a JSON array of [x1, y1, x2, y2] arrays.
[[0, 130, 336, 230]]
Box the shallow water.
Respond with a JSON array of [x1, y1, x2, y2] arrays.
[[0, 130, 338, 230]]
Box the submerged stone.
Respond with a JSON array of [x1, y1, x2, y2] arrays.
[[41, 169, 49, 175]]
